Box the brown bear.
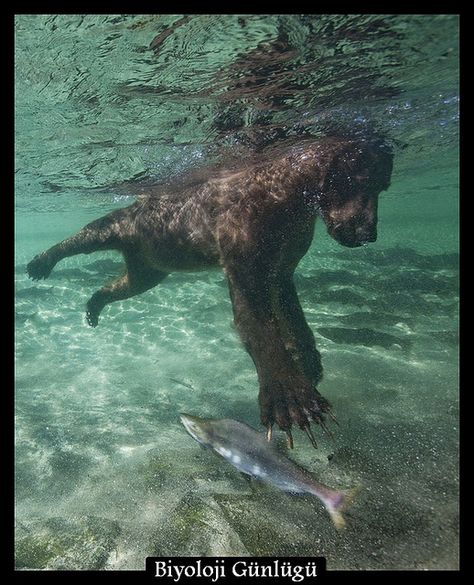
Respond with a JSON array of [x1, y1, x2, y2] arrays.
[[27, 136, 393, 448]]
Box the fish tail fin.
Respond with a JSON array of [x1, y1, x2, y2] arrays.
[[324, 486, 360, 530]]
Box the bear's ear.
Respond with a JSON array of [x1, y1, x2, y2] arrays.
[[316, 141, 358, 196], [359, 139, 394, 193]]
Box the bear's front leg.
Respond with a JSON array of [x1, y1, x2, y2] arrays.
[[224, 263, 333, 448], [26, 250, 59, 280]]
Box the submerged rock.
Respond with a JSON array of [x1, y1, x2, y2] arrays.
[[150, 493, 248, 556], [214, 492, 334, 556], [15, 515, 121, 570]]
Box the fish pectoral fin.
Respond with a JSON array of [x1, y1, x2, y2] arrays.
[[239, 472, 267, 492], [240, 472, 253, 483]]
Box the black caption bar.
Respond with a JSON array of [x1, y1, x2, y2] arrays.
[[145, 557, 326, 582]]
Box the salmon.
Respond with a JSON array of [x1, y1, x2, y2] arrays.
[[180, 414, 357, 529]]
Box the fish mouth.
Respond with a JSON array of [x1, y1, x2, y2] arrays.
[[180, 413, 198, 433], [180, 413, 210, 444]]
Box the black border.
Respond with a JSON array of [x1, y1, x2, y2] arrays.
[[10, 8, 463, 580]]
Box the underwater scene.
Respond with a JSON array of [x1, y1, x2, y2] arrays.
[[15, 15, 459, 570]]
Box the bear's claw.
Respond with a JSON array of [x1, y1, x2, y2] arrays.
[[259, 381, 334, 449], [26, 253, 54, 281]]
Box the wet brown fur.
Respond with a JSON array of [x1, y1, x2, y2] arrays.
[[27, 137, 393, 439]]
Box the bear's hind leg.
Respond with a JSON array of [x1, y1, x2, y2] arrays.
[[86, 255, 167, 327]]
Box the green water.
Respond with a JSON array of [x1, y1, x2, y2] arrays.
[[15, 15, 459, 570]]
